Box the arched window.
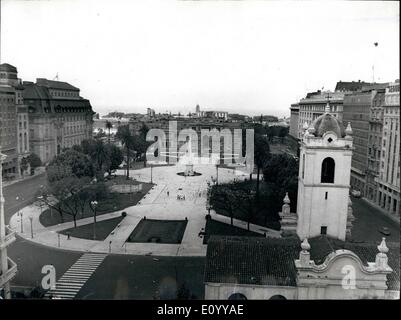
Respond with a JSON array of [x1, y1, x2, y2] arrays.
[[321, 157, 335, 183], [228, 293, 247, 300], [269, 295, 287, 300]]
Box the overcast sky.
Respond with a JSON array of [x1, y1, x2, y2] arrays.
[[1, 0, 399, 117]]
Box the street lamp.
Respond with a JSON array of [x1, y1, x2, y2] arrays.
[[37, 196, 44, 214], [19, 211, 23, 233], [150, 164, 153, 184], [29, 216, 33, 238], [91, 200, 98, 240]]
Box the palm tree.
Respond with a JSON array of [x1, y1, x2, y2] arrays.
[[116, 125, 135, 179], [105, 121, 113, 144]]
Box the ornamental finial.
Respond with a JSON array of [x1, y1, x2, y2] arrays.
[[301, 238, 311, 252], [378, 237, 389, 254], [283, 192, 290, 204]]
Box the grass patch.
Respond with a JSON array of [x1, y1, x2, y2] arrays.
[[202, 219, 263, 244], [127, 219, 188, 244], [59, 216, 124, 241]]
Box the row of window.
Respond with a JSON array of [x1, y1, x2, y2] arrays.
[[51, 90, 79, 97], [64, 124, 86, 135]]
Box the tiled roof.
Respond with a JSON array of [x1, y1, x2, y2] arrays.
[[0, 63, 17, 73], [36, 78, 79, 91], [205, 236, 299, 287], [22, 83, 51, 100], [205, 235, 400, 290]]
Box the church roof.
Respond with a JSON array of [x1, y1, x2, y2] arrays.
[[312, 110, 345, 138], [204, 235, 400, 290]]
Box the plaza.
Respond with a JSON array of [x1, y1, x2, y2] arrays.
[[8, 162, 278, 257]]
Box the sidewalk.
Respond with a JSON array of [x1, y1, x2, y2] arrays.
[[3, 167, 46, 188], [210, 211, 281, 238]]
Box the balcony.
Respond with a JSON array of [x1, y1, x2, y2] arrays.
[[0, 257, 18, 287], [0, 226, 16, 250]]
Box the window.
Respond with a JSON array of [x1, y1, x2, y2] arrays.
[[321, 226, 327, 235], [321, 157, 335, 183], [325, 192, 328, 200]]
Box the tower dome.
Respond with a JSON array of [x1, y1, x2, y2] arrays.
[[311, 103, 345, 138]]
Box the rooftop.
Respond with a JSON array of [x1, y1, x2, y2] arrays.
[[0, 63, 17, 73], [36, 78, 80, 91], [204, 235, 399, 290], [335, 81, 371, 92]]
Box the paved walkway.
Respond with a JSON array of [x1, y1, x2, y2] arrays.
[[9, 163, 265, 257]]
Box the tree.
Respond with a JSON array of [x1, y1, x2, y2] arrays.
[[278, 126, 289, 142], [263, 153, 299, 215], [47, 149, 94, 183], [39, 176, 91, 227], [212, 186, 241, 226], [238, 190, 256, 231], [116, 125, 135, 179], [82, 139, 109, 180], [105, 121, 113, 144], [27, 153, 42, 175], [105, 144, 123, 175], [254, 134, 270, 199]]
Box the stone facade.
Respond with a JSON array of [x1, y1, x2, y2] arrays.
[[376, 80, 400, 216], [23, 79, 93, 164], [0, 63, 29, 178]]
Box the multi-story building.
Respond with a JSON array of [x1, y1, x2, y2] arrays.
[[194, 105, 228, 121], [289, 103, 299, 138], [289, 81, 375, 140], [342, 84, 388, 198], [129, 115, 250, 165], [292, 90, 344, 139], [0, 85, 17, 178], [377, 80, 400, 216], [22, 78, 94, 163], [0, 63, 21, 179]]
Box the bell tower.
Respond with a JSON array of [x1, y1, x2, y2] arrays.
[[296, 103, 354, 241]]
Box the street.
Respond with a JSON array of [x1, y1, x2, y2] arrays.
[[350, 196, 399, 243], [3, 173, 399, 298]]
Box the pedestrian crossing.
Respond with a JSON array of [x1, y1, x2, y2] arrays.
[[44, 253, 107, 299]]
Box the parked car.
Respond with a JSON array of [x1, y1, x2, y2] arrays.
[[379, 226, 391, 236], [351, 189, 361, 198]]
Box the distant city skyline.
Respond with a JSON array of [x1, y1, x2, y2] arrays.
[[1, 0, 399, 117]]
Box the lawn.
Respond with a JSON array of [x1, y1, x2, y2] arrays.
[[39, 178, 154, 227], [202, 219, 263, 244], [59, 216, 125, 241], [126, 219, 188, 244]]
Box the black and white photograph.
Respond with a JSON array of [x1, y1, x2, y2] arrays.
[[0, 0, 399, 311]]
